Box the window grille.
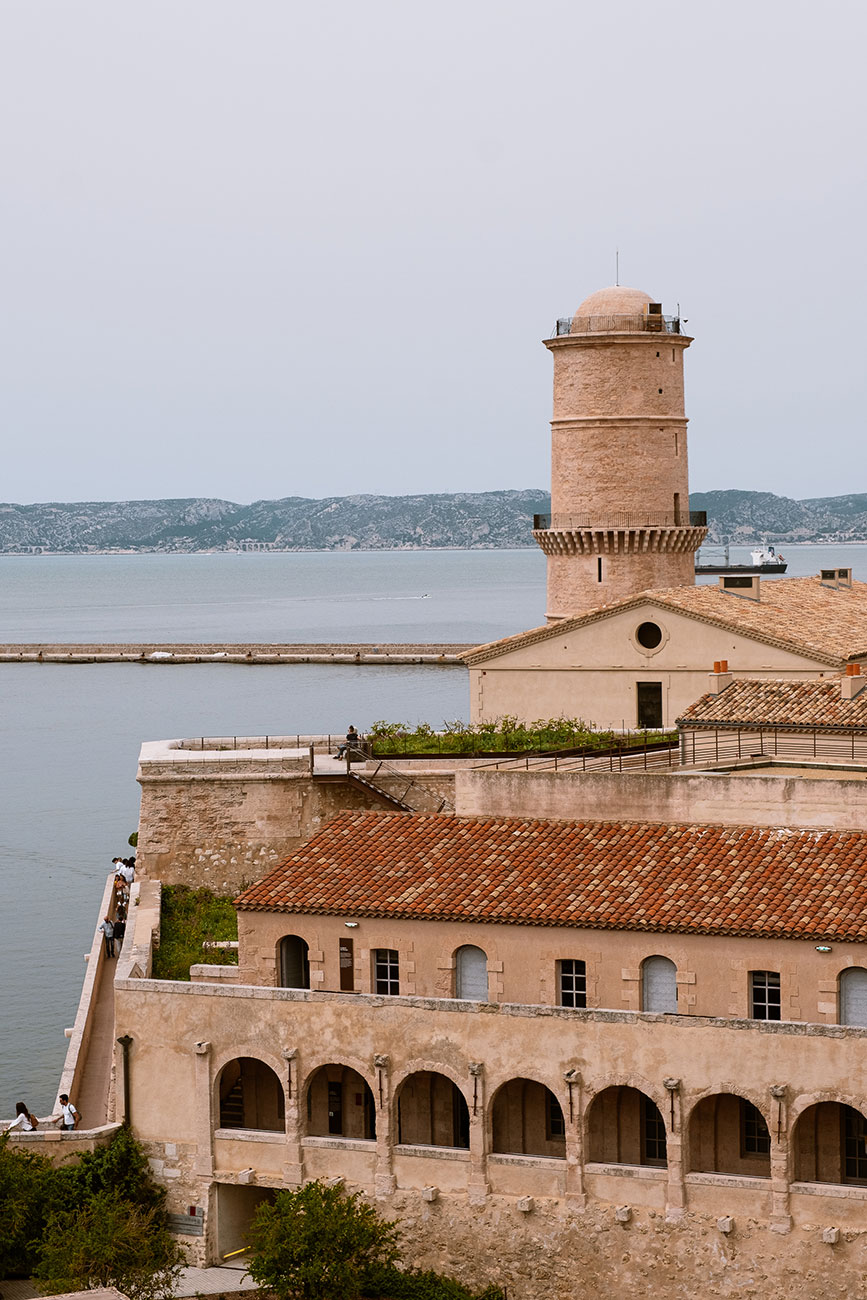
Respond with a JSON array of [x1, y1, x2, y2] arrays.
[[750, 971, 781, 1020], [559, 959, 587, 1008], [641, 1095, 667, 1164], [844, 1109, 867, 1182], [742, 1100, 771, 1155], [374, 948, 400, 996], [546, 1090, 566, 1139]]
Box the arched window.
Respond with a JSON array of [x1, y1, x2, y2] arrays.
[[586, 1086, 667, 1167], [491, 1078, 566, 1158], [305, 1065, 375, 1140], [455, 945, 488, 1000], [839, 968, 867, 1026], [396, 1072, 470, 1149], [217, 1058, 285, 1132], [641, 956, 677, 1013], [794, 1103, 867, 1185], [279, 935, 310, 989], [688, 1094, 771, 1177]]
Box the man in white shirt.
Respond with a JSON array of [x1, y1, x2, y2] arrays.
[[58, 1094, 79, 1130], [119, 860, 135, 885]]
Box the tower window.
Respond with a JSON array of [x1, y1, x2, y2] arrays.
[[674, 431, 679, 456], [656, 351, 660, 357], [671, 348, 675, 361], [658, 388, 663, 394], [636, 622, 663, 649], [597, 557, 603, 583]]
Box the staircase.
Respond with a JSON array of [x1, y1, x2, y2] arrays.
[[346, 753, 454, 814], [220, 1079, 244, 1128]]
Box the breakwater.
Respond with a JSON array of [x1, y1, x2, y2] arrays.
[[0, 642, 473, 665]]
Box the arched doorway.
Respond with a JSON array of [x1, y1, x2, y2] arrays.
[[396, 1072, 470, 1149], [217, 1058, 285, 1131], [455, 945, 488, 1000], [279, 935, 310, 989], [305, 1065, 375, 1139], [793, 1102, 867, 1185], [491, 1078, 566, 1158], [839, 968, 867, 1026], [586, 1086, 667, 1167], [688, 1094, 771, 1177], [641, 956, 677, 1013]]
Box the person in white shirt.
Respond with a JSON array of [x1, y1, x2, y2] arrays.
[[6, 1101, 36, 1132], [99, 915, 115, 957], [58, 1094, 79, 1130], [119, 860, 135, 885]]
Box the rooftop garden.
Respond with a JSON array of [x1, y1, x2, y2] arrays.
[[368, 716, 677, 757], [152, 884, 238, 982]]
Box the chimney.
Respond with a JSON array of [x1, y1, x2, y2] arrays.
[[719, 575, 760, 601], [841, 664, 866, 700], [820, 568, 853, 589], [708, 660, 734, 695]]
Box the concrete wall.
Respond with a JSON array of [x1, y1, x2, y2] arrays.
[[456, 766, 867, 833]]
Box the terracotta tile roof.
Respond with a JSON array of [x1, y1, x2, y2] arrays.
[[678, 678, 867, 730], [464, 576, 867, 668], [235, 811, 867, 944]]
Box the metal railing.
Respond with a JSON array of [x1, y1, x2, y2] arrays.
[[533, 511, 707, 531], [344, 748, 454, 813], [553, 314, 682, 336]]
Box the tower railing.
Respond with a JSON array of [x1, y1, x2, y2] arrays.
[[533, 511, 707, 530], [553, 313, 682, 336]]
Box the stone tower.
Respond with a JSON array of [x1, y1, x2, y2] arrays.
[[533, 284, 707, 622]]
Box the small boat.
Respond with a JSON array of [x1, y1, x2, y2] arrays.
[[695, 544, 787, 576]]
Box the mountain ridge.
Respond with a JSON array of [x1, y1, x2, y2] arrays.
[[1, 489, 865, 552]]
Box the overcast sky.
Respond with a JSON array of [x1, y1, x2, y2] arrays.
[[1, 1, 864, 505]]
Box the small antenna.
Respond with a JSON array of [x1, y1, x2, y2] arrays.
[[615, 249, 619, 285]]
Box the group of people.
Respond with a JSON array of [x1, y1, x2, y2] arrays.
[[4, 1094, 79, 1133], [98, 855, 136, 958]]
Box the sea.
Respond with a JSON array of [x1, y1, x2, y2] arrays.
[[1, 543, 862, 1114]]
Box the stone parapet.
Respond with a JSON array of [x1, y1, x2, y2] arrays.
[[534, 524, 707, 557]]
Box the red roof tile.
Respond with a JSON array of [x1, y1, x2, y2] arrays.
[[235, 811, 867, 943], [678, 677, 867, 729]]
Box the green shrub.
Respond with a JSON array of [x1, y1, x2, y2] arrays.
[[0, 1135, 57, 1278], [152, 884, 238, 981]]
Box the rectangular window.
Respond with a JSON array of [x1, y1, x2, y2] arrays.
[[750, 970, 781, 1020], [844, 1109, 867, 1182], [741, 1100, 771, 1156], [374, 948, 399, 996], [637, 682, 663, 729], [559, 959, 587, 1008], [641, 1095, 667, 1165], [546, 1090, 566, 1139], [597, 557, 603, 582], [339, 938, 354, 992]]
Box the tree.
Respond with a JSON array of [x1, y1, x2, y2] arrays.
[[35, 1191, 185, 1300], [0, 1134, 57, 1278], [247, 1180, 401, 1300]]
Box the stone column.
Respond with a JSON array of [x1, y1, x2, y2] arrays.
[[373, 1054, 396, 1197], [283, 1048, 304, 1185], [467, 1062, 488, 1205], [663, 1077, 685, 1219], [769, 1084, 792, 1232], [563, 1068, 586, 1210], [192, 1041, 214, 1178]]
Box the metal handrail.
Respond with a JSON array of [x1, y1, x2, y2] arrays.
[[553, 313, 682, 337], [534, 511, 707, 530], [345, 748, 455, 813]]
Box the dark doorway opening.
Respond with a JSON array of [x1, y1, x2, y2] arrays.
[[637, 682, 663, 728]]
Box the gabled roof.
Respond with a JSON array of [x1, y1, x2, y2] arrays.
[[463, 577, 867, 669], [677, 677, 867, 730], [235, 810, 867, 944]]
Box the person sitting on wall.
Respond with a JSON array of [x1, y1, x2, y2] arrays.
[[5, 1101, 38, 1132], [336, 725, 359, 759]]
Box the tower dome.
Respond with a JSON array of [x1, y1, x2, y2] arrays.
[[572, 285, 652, 333]]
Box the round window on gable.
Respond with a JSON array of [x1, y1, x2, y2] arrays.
[[636, 621, 663, 650]]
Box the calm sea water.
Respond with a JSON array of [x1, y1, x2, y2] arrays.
[[1, 544, 863, 1114]]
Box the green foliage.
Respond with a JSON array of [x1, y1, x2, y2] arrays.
[[152, 883, 238, 981], [369, 715, 619, 756], [35, 1190, 184, 1300], [0, 1128, 184, 1297], [128, 830, 139, 847], [247, 1181, 401, 1300], [0, 1134, 57, 1278]]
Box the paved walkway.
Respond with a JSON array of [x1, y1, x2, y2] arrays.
[[73, 941, 117, 1128], [1, 1263, 257, 1299]]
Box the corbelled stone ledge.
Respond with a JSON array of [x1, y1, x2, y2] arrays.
[[0, 642, 472, 665]]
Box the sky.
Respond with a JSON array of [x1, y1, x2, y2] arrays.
[[1, 1, 865, 506]]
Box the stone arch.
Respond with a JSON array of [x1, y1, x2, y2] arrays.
[[304, 1063, 376, 1140], [216, 1056, 285, 1132], [792, 1099, 867, 1186], [394, 1070, 471, 1149], [490, 1077, 566, 1158], [686, 1091, 772, 1177], [585, 1083, 668, 1167]]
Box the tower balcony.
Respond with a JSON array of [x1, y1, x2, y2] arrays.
[[552, 313, 683, 337], [533, 513, 707, 558]]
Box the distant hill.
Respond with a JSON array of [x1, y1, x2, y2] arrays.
[[1, 489, 865, 553]]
